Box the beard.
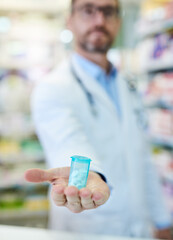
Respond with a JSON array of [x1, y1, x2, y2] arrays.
[[79, 27, 114, 54], [80, 40, 112, 53]]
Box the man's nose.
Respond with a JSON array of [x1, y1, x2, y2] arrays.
[[94, 10, 106, 25]]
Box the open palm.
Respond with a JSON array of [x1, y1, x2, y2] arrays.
[[25, 167, 110, 213]]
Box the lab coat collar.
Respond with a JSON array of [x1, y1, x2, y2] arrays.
[[72, 53, 117, 83], [70, 56, 119, 117]]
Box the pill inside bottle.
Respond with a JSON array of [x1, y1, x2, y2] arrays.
[[68, 156, 91, 190]]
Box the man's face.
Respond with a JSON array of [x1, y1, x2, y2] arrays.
[[68, 0, 120, 53]]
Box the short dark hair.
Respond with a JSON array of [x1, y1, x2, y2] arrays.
[[71, 0, 120, 15]]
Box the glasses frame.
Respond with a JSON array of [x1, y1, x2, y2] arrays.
[[72, 4, 120, 21]]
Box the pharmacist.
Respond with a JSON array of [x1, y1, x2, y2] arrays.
[[25, 0, 173, 239]]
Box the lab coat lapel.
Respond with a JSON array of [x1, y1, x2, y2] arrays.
[[71, 59, 117, 117]]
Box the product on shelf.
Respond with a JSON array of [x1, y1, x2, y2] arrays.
[[152, 147, 173, 214], [137, 32, 173, 72], [137, 0, 173, 38], [0, 161, 46, 188], [152, 147, 173, 178], [144, 73, 173, 106], [148, 108, 173, 141]]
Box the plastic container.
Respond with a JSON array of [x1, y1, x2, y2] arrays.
[[68, 155, 91, 189]]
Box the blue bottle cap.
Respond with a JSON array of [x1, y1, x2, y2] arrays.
[[71, 155, 92, 164]]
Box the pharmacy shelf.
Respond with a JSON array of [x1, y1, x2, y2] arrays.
[[145, 61, 173, 73], [0, 59, 55, 70], [0, 34, 57, 44], [0, 0, 70, 15], [0, 185, 49, 193], [144, 102, 173, 111], [161, 176, 173, 185], [0, 156, 45, 165], [0, 210, 48, 221], [137, 18, 173, 39], [0, 181, 49, 190], [149, 137, 173, 149]]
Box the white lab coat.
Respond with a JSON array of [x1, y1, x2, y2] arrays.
[[31, 57, 171, 237]]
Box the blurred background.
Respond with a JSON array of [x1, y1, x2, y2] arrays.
[[0, 0, 172, 229]]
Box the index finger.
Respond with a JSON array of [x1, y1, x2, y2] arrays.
[[24, 167, 70, 183]]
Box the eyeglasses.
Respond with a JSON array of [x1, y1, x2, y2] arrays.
[[72, 4, 120, 21]]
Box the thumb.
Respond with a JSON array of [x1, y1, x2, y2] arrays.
[[24, 167, 70, 183]]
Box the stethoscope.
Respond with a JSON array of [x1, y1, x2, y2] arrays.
[[125, 74, 148, 131], [70, 64, 98, 116], [71, 63, 148, 130]]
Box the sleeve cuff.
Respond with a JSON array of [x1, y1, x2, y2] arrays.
[[94, 171, 107, 183], [155, 222, 172, 230]]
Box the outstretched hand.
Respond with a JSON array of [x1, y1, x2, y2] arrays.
[[24, 167, 110, 213]]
